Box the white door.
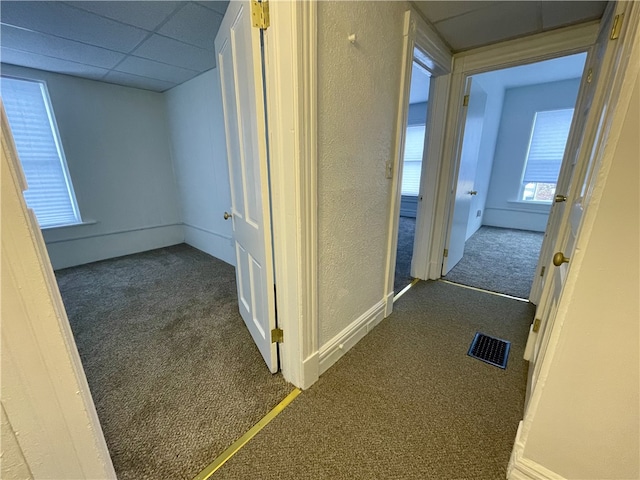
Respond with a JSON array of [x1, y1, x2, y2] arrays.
[[443, 79, 487, 274], [524, 1, 624, 399], [215, 1, 278, 372], [529, 6, 615, 305]]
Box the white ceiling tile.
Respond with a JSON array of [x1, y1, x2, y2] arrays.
[[103, 70, 176, 92], [115, 56, 197, 84], [414, 1, 500, 24], [68, 1, 183, 31], [0, 1, 148, 53], [0, 25, 125, 69], [196, 1, 229, 16], [1, 47, 109, 81], [158, 3, 223, 49], [435, 1, 541, 51], [132, 34, 215, 71], [541, 1, 607, 30]]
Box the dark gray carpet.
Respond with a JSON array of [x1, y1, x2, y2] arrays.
[[444, 226, 544, 299], [55, 244, 291, 480], [216, 280, 535, 479], [394, 216, 416, 292]]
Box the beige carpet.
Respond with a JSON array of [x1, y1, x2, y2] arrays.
[[215, 280, 534, 479], [55, 244, 292, 480]]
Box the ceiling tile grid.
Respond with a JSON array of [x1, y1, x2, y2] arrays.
[[414, 1, 606, 52], [0, 1, 605, 92], [0, 1, 229, 92]]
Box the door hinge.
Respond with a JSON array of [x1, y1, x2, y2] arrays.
[[586, 68, 593, 84], [251, 0, 270, 30], [271, 328, 284, 343], [540, 266, 546, 277], [610, 13, 623, 40], [532, 318, 542, 333], [443, 248, 449, 258], [463, 95, 469, 107]]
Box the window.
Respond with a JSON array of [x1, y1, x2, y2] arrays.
[[401, 125, 426, 196], [1, 76, 81, 228], [520, 108, 574, 202]]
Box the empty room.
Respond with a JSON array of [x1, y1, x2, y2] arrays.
[[1, 1, 292, 479]]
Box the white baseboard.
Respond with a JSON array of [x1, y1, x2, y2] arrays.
[[300, 352, 320, 390], [183, 223, 235, 267], [508, 422, 566, 480], [44, 224, 184, 270], [384, 291, 394, 317], [318, 300, 386, 376]]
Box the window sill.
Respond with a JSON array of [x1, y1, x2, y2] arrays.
[[41, 220, 97, 231]]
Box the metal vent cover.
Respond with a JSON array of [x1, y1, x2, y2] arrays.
[[467, 332, 511, 369]]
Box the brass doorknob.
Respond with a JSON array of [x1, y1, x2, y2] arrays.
[[468, 190, 478, 196], [223, 212, 232, 220], [555, 194, 567, 203], [552, 252, 570, 266]]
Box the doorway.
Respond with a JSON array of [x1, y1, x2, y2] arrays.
[[441, 52, 588, 300], [394, 60, 431, 293]]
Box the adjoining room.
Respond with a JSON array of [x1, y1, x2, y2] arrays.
[[0, 2, 291, 478]]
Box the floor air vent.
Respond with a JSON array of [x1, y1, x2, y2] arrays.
[[468, 332, 510, 369]]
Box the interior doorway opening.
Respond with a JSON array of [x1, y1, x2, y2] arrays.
[[441, 52, 588, 300], [394, 59, 431, 293]]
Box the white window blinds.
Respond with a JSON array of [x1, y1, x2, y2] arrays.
[[522, 108, 574, 184], [401, 125, 426, 196], [1, 76, 81, 228]]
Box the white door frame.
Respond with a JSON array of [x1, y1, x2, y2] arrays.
[[509, 6, 640, 476], [383, 7, 452, 316], [427, 22, 599, 282], [262, 1, 318, 389]]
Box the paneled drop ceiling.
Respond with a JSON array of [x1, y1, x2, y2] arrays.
[[413, 1, 607, 52], [0, 1, 228, 92], [0, 1, 607, 93]]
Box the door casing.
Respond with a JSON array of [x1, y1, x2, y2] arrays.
[[426, 22, 599, 284]]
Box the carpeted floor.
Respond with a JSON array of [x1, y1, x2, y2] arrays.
[[215, 280, 535, 479], [444, 226, 544, 299], [394, 216, 416, 293], [55, 244, 292, 480]]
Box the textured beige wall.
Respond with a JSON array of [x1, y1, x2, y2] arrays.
[[1, 405, 33, 480], [524, 68, 640, 479], [317, 1, 409, 345]]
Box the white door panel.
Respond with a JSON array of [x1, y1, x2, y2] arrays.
[[524, 1, 626, 402], [443, 79, 487, 274], [215, 1, 278, 373]]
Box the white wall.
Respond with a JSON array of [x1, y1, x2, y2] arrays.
[[465, 75, 504, 239], [1, 64, 183, 270], [165, 69, 234, 266], [2, 106, 116, 479], [520, 69, 639, 479], [317, 1, 408, 351], [483, 78, 581, 232]]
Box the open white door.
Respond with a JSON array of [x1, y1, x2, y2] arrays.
[[215, 1, 278, 373], [443, 79, 487, 274], [524, 1, 632, 400]]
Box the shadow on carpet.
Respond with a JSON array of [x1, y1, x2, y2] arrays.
[[444, 226, 544, 299], [55, 244, 291, 480]]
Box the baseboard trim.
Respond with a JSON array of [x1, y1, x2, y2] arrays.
[[45, 224, 184, 270], [384, 291, 394, 317], [300, 352, 320, 390], [318, 300, 386, 376], [183, 223, 235, 266], [508, 422, 567, 480]]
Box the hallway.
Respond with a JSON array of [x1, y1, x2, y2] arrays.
[[212, 281, 534, 479]]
